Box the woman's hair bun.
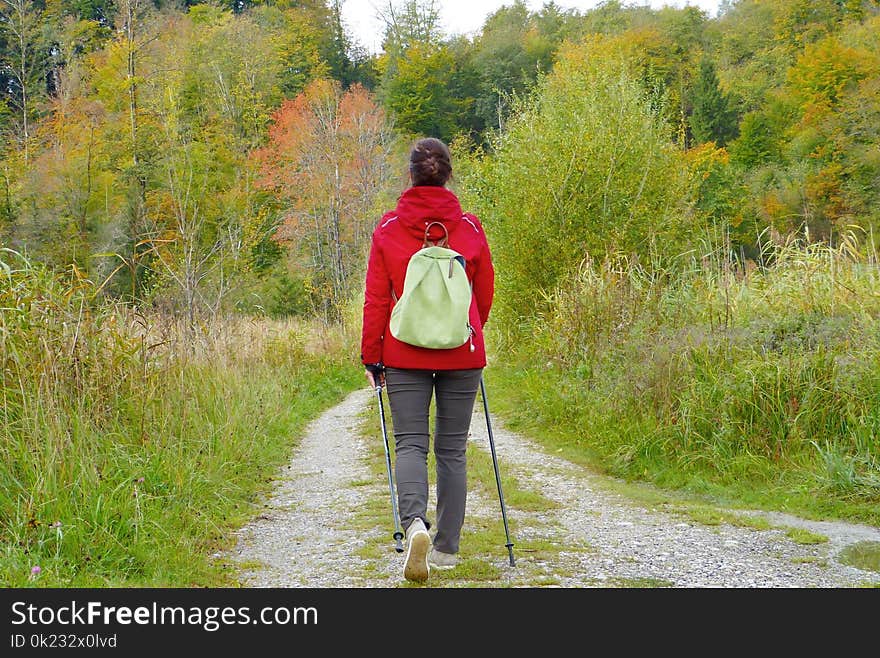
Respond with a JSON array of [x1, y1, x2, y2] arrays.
[[409, 137, 451, 186]]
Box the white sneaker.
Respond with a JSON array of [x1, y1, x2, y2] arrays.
[[429, 548, 458, 570], [403, 518, 431, 582]]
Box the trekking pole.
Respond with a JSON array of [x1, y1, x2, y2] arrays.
[[376, 384, 405, 553], [480, 376, 515, 567]]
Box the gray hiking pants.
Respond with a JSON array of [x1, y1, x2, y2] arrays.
[[385, 366, 483, 554]]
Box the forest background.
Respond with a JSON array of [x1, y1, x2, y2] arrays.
[[2, 0, 880, 586]]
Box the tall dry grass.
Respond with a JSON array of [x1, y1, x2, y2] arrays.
[[1, 248, 361, 586], [488, 233, 880, 523]]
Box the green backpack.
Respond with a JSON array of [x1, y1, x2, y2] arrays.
[[389, 221, 474, 351]]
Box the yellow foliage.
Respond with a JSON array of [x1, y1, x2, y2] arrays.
[[760, 191, 788, 226], [805, 163, 848, 220], [683, 142, 729, 184], [787, 35, 874, 118]]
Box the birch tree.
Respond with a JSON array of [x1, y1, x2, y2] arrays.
[[0, 0, 47, 164], [253, 79, 397, 317]]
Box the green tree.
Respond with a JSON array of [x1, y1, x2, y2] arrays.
[[458, 41, 694, 331], [245, 2, 329, 99], [378, 0, 442, 55], [0, 0, 49, 164], [466, 0, 576, 135], [467, 0, 542, 135], [63, 0, 116, 23], [375, 0, 444, 110], [575, 0, 648, 35], [382, 43, 464, 140], [728, 109, 782, 168], [689, 56, 736, 146]]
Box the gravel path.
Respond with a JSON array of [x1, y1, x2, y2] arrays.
[[229, 387, 880, 588], [231, 388, 399, 587]]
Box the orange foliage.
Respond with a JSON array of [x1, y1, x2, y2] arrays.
[[759, 191, 789, 227], [805, 163, 849, 223], [251, 79, 390, 246]]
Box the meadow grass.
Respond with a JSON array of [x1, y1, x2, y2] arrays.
[[836, 541, 880, 573], [0, 251, 362, 586], [485, 236, 880, 527]]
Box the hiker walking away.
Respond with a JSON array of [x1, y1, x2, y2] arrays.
[[361, 137, 495, 582]]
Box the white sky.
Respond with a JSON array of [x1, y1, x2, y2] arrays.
[[340, 0, 723, 54]]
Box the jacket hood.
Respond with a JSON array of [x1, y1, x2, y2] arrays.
[[392, 186, 465, 242]]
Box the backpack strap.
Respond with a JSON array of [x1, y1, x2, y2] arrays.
[[423, 221, 449, 248], [390, 222, 451, 302]]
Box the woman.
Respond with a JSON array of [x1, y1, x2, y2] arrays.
[[361, 137, 495, 582]]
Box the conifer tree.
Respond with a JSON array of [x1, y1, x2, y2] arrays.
[[689, 56, 736, 146]]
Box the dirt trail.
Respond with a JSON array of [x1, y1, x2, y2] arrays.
[[229, 387, 880, 588]]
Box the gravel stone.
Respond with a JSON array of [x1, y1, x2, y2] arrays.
[[227, 387, 880, 588]]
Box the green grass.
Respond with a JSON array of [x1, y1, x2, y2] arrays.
[[351, 402, 581, 587], [0, 257, 364, 586], [2, 349, 362, 587], [836, 541, 880, 573], [487, 357, 880, 528], [783, 528, 829, 545], [483, 240, 880, 529]]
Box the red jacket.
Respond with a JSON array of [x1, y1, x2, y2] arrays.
[[361, 185, 494, 370]]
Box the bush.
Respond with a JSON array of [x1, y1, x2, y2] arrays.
[[456, 39, 695, 342], [488, 238, 880, 521]]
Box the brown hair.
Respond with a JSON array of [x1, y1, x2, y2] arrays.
[[409, 137, 452, 187]]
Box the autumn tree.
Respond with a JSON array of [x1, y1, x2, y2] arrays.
[[134, 4, 315, 325], [27, 91, 110, 269], [70, 0, 159, 299], [0, 0, 48, 164], [253, 79, 398, 317]]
